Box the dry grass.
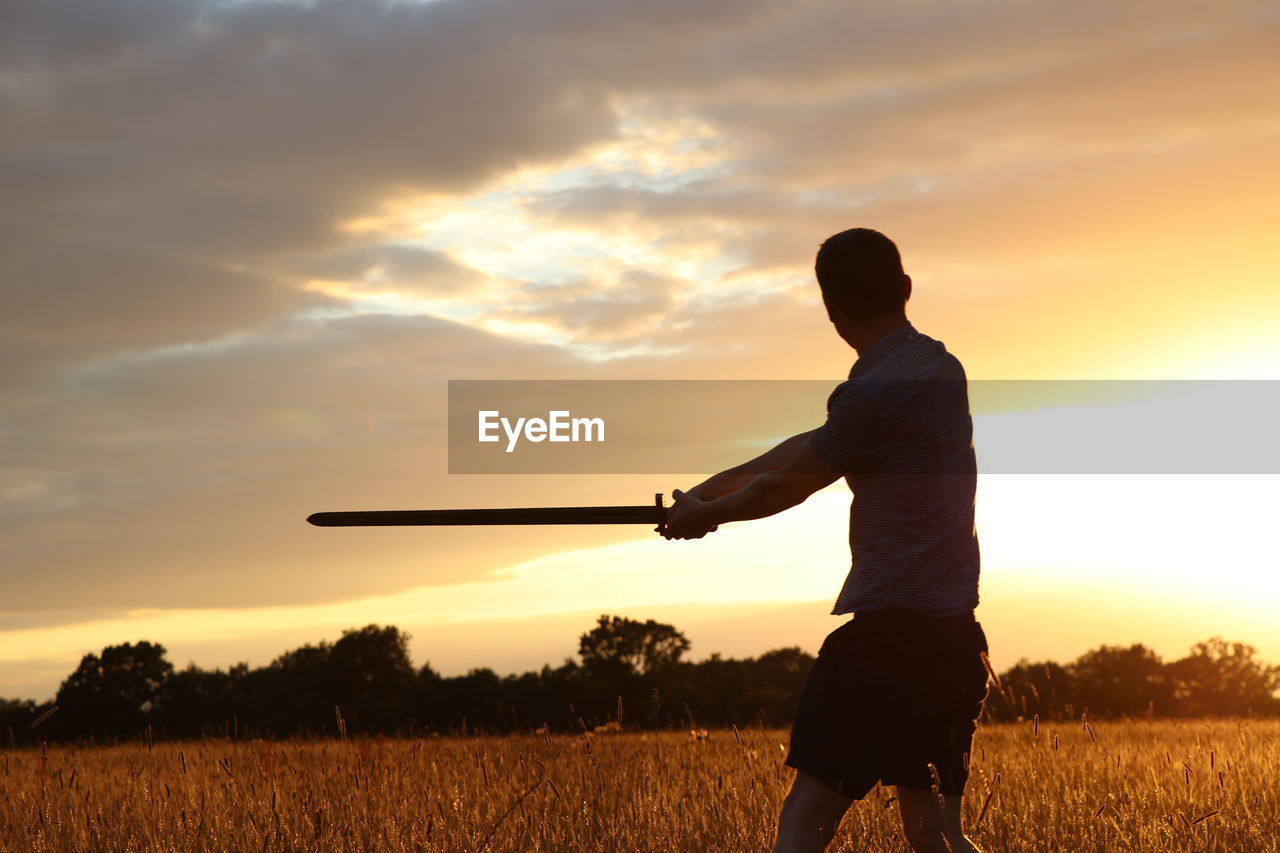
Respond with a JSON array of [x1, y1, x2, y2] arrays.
[[2, 718, 1278, 851]]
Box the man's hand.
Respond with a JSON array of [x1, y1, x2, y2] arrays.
[[661, 488, 719, 540]]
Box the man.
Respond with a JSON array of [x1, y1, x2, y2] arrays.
[[662, 227, 988, 853]]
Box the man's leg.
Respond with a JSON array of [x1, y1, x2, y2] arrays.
[[895, 786, 983, 853], [771, 767, 854, 853], [940, 793, 983, 852]]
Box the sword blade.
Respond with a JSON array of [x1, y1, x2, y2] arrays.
[[308, 504, 664, 527]]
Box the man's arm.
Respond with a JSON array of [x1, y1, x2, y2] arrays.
[[683, 430, 817, 501], [663, 436, 842, 539]]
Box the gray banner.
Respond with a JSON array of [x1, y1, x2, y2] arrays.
[[447, 380, 1280, 474]]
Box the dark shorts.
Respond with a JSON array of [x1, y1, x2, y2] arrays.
[[783, 610, 989, 799]]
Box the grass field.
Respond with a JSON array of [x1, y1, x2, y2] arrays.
[[2, 718, 1277, 851]]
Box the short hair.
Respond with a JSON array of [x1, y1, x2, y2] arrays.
[[814, 228, 907, 321]]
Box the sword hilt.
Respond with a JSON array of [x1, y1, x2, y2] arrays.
[[654, 492, 666, 536]]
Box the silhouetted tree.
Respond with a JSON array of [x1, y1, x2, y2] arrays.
[[53, 641, 173, 739], [17, 623, 1280, 743], [995, 659, 1076, 721], [327, 624, 417, 731], [0, 698, 57, 746], [749, 647, 815, 722], [579, 615, 690, 678], [1167, 637, 1280, 716], [249, 641, 334, 734], [439, 667, 504, 733], [1069, 643, 1173, 717], [159, 663, 246, 738], [411, 661, 444, 732], [674, 652, 756, 726], [533, 658, 586, 729], [575, 615, 690, 728]]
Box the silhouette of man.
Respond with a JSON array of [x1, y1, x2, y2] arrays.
[[663, 228, 988, 853]]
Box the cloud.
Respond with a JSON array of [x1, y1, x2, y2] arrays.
[[6, 0, 1276, 366], [1, 0, 781, 261], [488, 268, 683, 342], [705, 10, 1280, 191], [297, 244, 491, 298], [0, 311, 645, 613], [0, 219, 326, 395]]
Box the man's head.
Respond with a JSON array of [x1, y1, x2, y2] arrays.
[[814, 228, 911, 332]]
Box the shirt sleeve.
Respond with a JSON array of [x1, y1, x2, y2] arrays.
[[808, 381, 896, 473]]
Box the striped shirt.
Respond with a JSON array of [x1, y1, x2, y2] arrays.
[[808, 322, 980, 616]]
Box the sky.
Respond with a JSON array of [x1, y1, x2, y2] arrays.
[[2, 0, 1279, 701]]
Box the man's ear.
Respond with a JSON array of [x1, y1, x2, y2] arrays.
[[822, 295, 843, 326], [902, 274, 913, 303]]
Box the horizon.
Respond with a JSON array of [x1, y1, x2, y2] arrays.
[[7, 602, 1273, 708]]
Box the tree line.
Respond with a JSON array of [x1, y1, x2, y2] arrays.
[[1, 616, 1277, 745]]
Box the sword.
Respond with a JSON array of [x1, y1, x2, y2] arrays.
[[308, 493, 668, 534]]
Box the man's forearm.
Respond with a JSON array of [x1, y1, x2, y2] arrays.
[[699, 468, 832, 526], [686, 431, 814, 500]]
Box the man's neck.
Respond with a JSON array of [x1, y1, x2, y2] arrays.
[[846, 314, 910, 355]]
